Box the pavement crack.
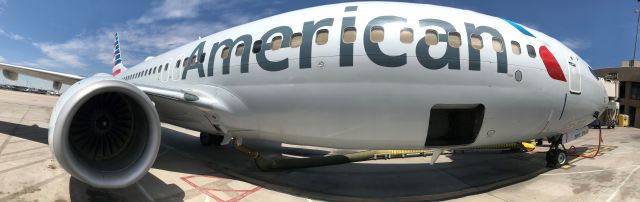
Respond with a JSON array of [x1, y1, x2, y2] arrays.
[[0, 173, 65, 201], [487, 192, 509, 202], [0, 146, 48, 157], [0, 158, 48, 174]]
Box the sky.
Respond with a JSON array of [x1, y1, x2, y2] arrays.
[[0, 0, 638, 90]]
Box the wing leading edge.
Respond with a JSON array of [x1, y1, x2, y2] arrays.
[[0, 63, 84, 85]]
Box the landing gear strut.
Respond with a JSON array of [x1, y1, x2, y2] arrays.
[[545, 135, 567, 168], [200, 132, 224, 146]]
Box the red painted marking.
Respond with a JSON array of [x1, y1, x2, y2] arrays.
[[181, 175, 261, 202], [112, 69, 121, 76], [539, 46, 567, 82]]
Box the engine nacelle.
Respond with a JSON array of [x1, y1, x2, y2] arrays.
[[48, 74, 160, 188]]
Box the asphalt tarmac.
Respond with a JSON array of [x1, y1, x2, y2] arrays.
[[0, 89, 638, 201]]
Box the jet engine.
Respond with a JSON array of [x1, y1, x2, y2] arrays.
[[48, 74, 160, 188]]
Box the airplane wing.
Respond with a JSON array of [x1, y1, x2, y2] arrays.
[[0, 62, 85, 85]]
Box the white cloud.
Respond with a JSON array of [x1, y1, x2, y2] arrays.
[[24, 0, 278, 73], [562, 38, 591, 50], [0, 55, 5, 62], [136, 0, 206, 24], [32, 40, 89, 68], [0, 28, 25, 41]]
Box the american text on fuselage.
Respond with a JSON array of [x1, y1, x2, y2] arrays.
[[121, 6, 520, 81]]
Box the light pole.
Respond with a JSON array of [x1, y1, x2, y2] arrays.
[[632, 9, 640, 66]]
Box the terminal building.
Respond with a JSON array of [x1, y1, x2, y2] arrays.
[[595, 60, 639, 126]]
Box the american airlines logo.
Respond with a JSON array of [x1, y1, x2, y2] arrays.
[[173, 6, 564, 82], [113, 33, 122, 67]]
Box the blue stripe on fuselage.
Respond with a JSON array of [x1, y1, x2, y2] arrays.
[[502, 18, 535, 38]]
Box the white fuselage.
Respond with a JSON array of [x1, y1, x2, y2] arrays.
[[116, 2, 607, 149]]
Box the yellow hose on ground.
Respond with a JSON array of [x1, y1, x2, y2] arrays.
[[241, 141, 535, 171]]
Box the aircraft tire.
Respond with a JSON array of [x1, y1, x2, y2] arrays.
[[200, 132, 225, 146], [200, 132, 214, 146], [546, 149, 567, 168]]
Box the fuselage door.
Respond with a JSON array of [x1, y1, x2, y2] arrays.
[[567, 56, 581, 94]]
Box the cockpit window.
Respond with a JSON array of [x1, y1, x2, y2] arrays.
[[526, 45, 536, 58], [588, 65, 597, 79]]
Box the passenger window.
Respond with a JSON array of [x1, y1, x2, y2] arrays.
[[183, 58, 188, 67], [191, 55, 197, 64], [425, 29, 438, 45], [165, 64, 169, 71], [448, 32, 461, 48], [271, 36, 283, 50], [470, 34, 483, 50], [176, 60, 181, 68], [492, 37, 504, 52], [400, 28, 413, 44], [527, 44, 536, 58], [236, 44, 245, 56], [291, 33, 302, 48], [511, 41, 521, 55], [370, 26, 384, 43], [342, 27, 356, 44], [153, 66, 157, 73], [252, 40, 262, 53], [221, 47, 230, 59], [199, 53, 206, 63], [315, 29, 329, 45]]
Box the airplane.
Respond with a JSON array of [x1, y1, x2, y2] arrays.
[[0, 2, 607, 189]]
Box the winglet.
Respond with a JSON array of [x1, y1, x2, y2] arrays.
[[112, 32, 127, 76]]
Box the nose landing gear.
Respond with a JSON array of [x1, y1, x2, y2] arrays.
[[546, 135, 567, 168]]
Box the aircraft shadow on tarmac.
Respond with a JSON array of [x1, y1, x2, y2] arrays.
[[0, 120, 591, 201]]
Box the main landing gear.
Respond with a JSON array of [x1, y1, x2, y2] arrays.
[[200, 132, 224, 146], [546, 135, 567, 168]]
